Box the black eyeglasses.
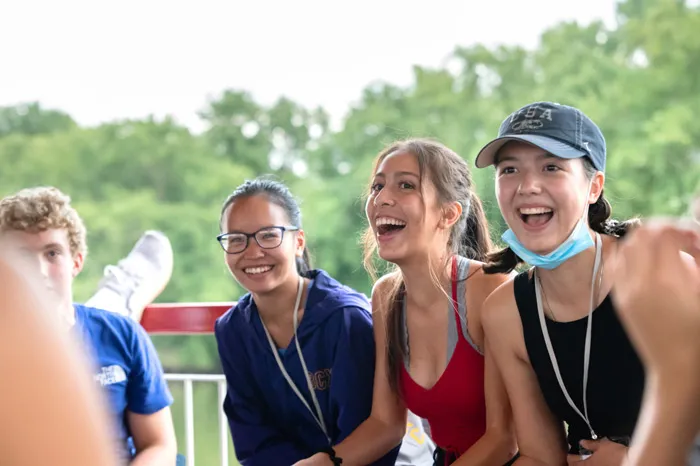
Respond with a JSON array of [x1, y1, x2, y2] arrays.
[[216, 226, 299, 254]]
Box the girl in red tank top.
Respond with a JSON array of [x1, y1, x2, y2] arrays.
[[399, 256, 489, 463], [293, 140, 518, 466]]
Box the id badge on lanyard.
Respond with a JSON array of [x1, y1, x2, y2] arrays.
[[260, 276, 330, 444], [534, 232, 602, 441]]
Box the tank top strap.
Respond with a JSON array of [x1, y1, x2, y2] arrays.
[[452, 255, 482, 355], [401, 256, 482, 368], [513, 269, 540, 337]]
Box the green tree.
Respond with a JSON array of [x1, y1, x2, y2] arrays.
[[0, 102, 76, 138]]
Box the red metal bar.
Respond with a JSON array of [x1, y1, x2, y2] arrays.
[[140, 302, 235, 334]]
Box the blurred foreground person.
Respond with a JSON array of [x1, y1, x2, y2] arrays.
[[613, 220, 700, 466], [0, 240, 118, 466]]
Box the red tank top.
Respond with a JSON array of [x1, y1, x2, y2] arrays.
[[399, 256, 487, 459]]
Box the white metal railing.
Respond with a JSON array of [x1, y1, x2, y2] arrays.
[[165, 373, 229, 466]]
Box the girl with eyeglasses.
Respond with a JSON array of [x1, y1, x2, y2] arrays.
[[214, 177, 434, 466]]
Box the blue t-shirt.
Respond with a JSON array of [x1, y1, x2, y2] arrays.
[[73, 304, 173, 462]]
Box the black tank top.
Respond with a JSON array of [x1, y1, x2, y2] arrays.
[[513, 271, 645, 453]]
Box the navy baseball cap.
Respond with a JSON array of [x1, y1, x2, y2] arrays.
[[474, 101, 606, 172]]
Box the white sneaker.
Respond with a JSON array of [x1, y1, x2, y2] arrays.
[[85, 231, 174, 321]]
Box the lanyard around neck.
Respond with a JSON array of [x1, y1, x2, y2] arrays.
[[260, 276, 330, 443], [534, 232, 602, 440]]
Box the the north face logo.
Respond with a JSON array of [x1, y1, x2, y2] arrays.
[[95, 365, 127, 386]]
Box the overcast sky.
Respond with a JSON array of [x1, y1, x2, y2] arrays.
[[1, 0, 617, 131]]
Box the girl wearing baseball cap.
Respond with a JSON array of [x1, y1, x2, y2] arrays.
[[476, 102, 643, 464]]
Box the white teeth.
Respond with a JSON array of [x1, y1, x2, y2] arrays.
[[519, 207, 553, 215], [376, 217, 407, 226], [244, 266, 272, 275]]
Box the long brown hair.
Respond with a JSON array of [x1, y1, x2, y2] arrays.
[[361, 138, 493, 394]]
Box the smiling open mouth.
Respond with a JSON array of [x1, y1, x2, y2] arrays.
[[376, 217, 406, 236], [243, 265, 273, 275], [519, 207, 554, 227]]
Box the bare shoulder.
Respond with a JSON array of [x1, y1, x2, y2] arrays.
[[372, 270, 401, 295], [479, 275, 532, 362], [480, 276, 521, 336], [370, 271, 401, 317], [465, 261, 515, 319], [464, 260, 516, 347]]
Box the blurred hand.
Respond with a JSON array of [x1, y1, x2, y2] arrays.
[[612, 220, 700, 376]]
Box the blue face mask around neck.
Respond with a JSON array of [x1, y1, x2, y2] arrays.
[[500, 189, 595, 270]]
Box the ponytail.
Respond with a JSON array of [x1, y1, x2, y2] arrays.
[[483, 247, 523, 274], [296, 248, 312, 276], [588, 190, 640, 238], [457, 194, 493, 262]]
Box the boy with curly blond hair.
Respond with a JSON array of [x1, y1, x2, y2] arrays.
[[0, 186, 177, 465]]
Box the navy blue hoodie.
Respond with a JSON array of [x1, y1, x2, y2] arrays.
[[215, 269, 400, 466]]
